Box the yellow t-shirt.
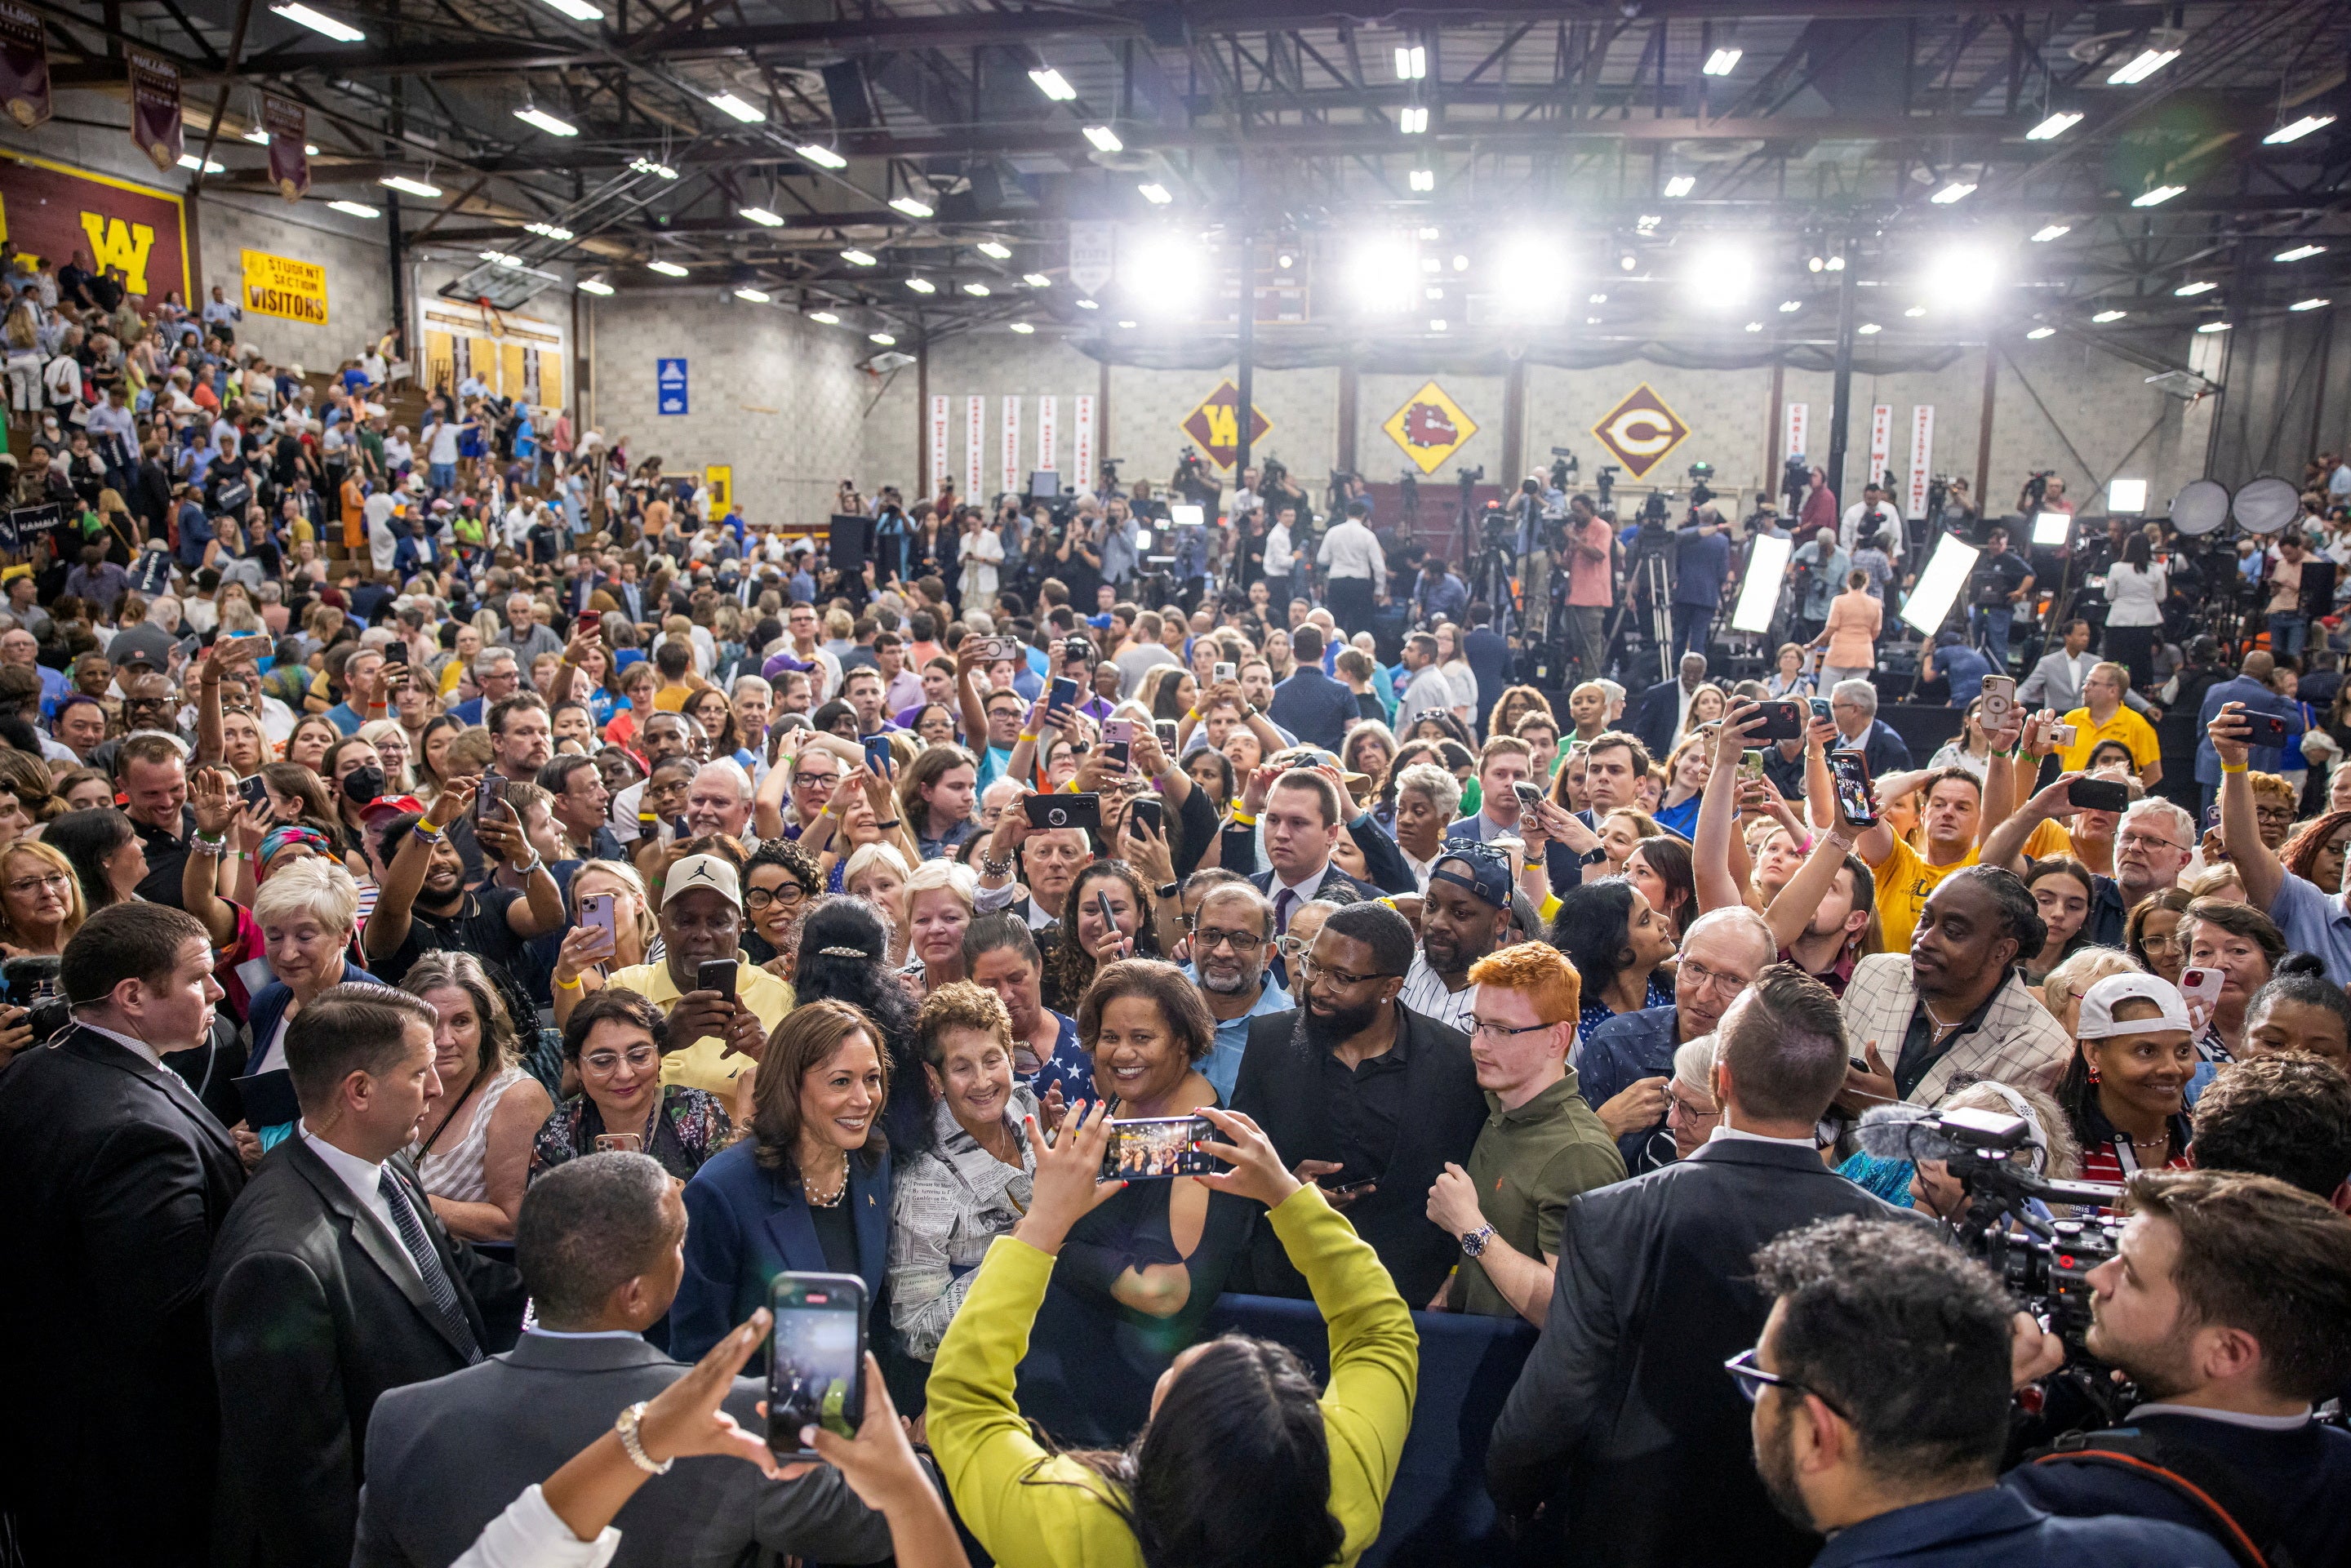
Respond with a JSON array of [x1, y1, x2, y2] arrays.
[[1873, 820, 2070, 953], [2056, 706, 2161, 775], [651, 683, 692, 713], [602, 957, 796, 1098]]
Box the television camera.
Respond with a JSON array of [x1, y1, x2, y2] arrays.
[[1686, 461, 1716, 509], [2019, 469, 2056, 514], [1171, 446, 1220, 508], [1596, 464, 1621, 510], [1782, 454, 1811, 514], [1549, 446, 1580, 492]]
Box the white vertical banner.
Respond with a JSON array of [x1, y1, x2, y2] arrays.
[[1784, 402, 1810, 463], [1906, 406, 1935, 519], [1867, 403, 1893, 488], [1001, 396, 1022, 497], [964, 395, 985, 500], [927, 394, 950, 495], [1038, 395, 1059, 471], [1072, 393, 1096, 495]]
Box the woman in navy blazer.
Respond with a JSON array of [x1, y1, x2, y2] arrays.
[[672, 997, 894, 1361]]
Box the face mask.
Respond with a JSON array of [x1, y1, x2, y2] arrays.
[[341, 765, 386, 805]]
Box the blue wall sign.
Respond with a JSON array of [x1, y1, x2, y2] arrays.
[[657, 357, 689, 416]]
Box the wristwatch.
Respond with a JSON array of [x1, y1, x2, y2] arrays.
[[1155, 881, 1180, 900], [1459, 1224, 1495, 1258], [1579, 846, 1611, 868], [614, 1401, 673, 1475]]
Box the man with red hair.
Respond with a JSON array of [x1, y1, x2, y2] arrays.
[[1424, 942, 1624, 1324]]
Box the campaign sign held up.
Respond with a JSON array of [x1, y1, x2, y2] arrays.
[[656, 358, 688, 416]]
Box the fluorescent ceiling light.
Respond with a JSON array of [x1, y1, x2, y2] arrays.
[[1138, 182, 1173, 204], [888, 195, 934, 218], [795, 144, 846, 169], [577, 278, 613, 295], [1075, 297, 1099, 309], [514, 106, 578, 136], [808, 310, 839, 324], [2107, 47, 2179, 86], [739, 207, 784, 227], [538, 0, 602, 18], [734, 287, 771, 303], [1118, 320, 1137, 329], [1931, 181, 1976, 204], [270, 2, 364, 41], [1744, 321, 1762, 332], [1589, 293, 1608, 304], [2091, 309, 2127, 322], [480, 251, 522, 266], [2026, 111, 2083, 140], [2131, 184, 2185, 207], [2197, 321, 2230, 332], [327, 199, 380, 218], [841, 249, 877, 266], [1703, 47, 1742, 75], [963, 282, 991, 295], [243, 127, 271, 144], [1664, 175, 1695, 198], [523, 222, 575, 241], [2174, 279, 2216, 296], [1399, 106, 1428, 135], [905, 277, 936, 293], [1009, 322, 1034, 334], [380, 174, 442, 198], [1029, 67, 1076, 101], [630, 158, 678, 180], [1779, 300, 1801, 313], [2026, 326, 2055, 339], [2275, 243, 2327, 262], [1394, 44, 1425, 80], [1408, 168, 1435, 192], [177, 153, 225, 173], [647, 259, 689, 277], [707, 91, 765, 122], [1022, 273, 1051, 287], [1904, 305, 1927, 317], [2264, 115, 2335, 145], [1856, 322, 1882, 335], [1429, 319, 1447, 331], [976, 241, 1012, 259], [868, 332, 896, 345], [2031, 224, 2071, 242], [1082, 125, 1122, 152], [2291, 298, 2331, 312]]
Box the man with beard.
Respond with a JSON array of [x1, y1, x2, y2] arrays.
[[1397, 842, 1513, 1033], [2003, 1170, 2351, 1568], [361, 777, 566, 997], [1981, 780, 2193, 948], [1230, 901, 1485, 1304], [1738, 1215, 2224, 1568], [1180, 882, 1291, 1097], [1487, 968, 1920, 1568]]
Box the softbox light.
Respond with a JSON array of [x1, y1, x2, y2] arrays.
[[1900, 534, 1981, 638]]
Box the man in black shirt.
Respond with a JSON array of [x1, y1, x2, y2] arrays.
[[117, 731, 197, 907], [1967, 522, 2033, 672], [361, 778, 566, 1001]]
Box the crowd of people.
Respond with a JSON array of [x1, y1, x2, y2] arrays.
[[0, 285, 2348, 1568]]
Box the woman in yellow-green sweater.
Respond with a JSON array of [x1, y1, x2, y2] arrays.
[[926, 1099, 1420, 1568]]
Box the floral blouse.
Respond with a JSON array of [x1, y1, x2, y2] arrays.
[[531, 1084, 732, 1184]]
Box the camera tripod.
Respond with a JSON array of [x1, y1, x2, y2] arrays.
[[1607, 523, 1676, 684]]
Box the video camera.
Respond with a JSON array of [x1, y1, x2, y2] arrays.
[[2020, 469, 2055, 513], [1782, 454, 1810, 514], [1171, 446, 1220, 507], [1596, 464, 1621, 509], [1, 954, 69, 1043], [1687, 461, 1716, 509], [1549, 446, 1580, 492]]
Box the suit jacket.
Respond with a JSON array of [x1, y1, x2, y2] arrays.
[[2194, 671, 2302, 784], [1629, 677, 1689, 760], [354, 1331, 895, 1568], [207, 1136, 524, 1568], [1487, 1139, 1911, 1568], [670, 1136, 892, 1361], [0, 1026, 245, 1567], [1229, 1003, 1487, 1305]]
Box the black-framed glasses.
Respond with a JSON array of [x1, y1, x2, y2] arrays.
[[744, 885, 806, 912], [1468, 1016, 1558, 1040], [1723, 1348, 1850, 1421], [1295, 955, 1399, 988], [1194, 926, 1266, 953]]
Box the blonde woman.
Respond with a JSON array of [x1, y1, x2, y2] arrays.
[[0, 839, 83, 958], [900, 858, 979, 994], [358, 718, 415, 793], [844, 840, 913, 966], [2034, 946, 2142, 1035], [549, 860, 661, 1002]]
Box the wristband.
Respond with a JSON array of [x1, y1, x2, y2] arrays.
[[2220, 762, 2248, 775], [1522, 854, 1545, 868], [1230, 810, 1258, 827], [416, 816, 446, 837], [1018, 731, 1041, 744], [553, 973, 583, 991], [875, 819, 902, 830]]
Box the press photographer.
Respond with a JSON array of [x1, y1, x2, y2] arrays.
[[1967, 523, 2035, 671]]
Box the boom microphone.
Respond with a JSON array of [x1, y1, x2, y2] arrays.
[[1852, 1103, 2030, 1164]]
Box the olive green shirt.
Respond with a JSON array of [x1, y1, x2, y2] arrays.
[[1453, 1068, 1626, 1317]]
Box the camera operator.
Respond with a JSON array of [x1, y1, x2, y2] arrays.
[[1263, 503, 1303, 609], [1741, 1215, 2234, 1568], [2004, 1170, 2351, 1568], [1414, 553, 1469, 630], [1841, 482, 1907, 561], [1673, 504, 1735, 661], [1790, 525, 1850, 647], [1967, 523, 2034, 671], [1564, 494, 1615, 678]]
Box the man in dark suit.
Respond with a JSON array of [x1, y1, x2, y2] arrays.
[[1216, 766, 1394, 927], [1266, 624, 1358, 753], [0, 904, 243, 1568], [1487, 965, 1914, 1568], [210, 983, 524, 1568], [1231, 901, 1487, 1305], [356, 1152, 892, 1568], [1629, 651, 1713, 759]]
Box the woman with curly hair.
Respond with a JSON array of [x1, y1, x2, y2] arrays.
[[531, 985, 732, 1183], [790, 897, 930, 1152], [1042, 860, 1161, 1016], [1549, 877, 1678, 1042], [1484, 683, 1554, 744]]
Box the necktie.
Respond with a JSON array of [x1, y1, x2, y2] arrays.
[[377, 1168, 483, 1363], [1274, 886, 1295, 935]]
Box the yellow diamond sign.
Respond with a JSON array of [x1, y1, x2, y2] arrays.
[[1382, 380, 1479, 474]]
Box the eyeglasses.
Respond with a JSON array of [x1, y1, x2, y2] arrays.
[[2252, 807, 2296, 826], [1193, 926, 1266, 953], [1469, 1016, 1559, 1040], [1677, 957, 1754, 999], [580, 1046, 660, 1073], [5, 873, 68, 897], [1295, 955, 1399, 988], [1723, 1347, 1851, 1421], [2117, 831, 2189, 852], [744, 885, 806, 912], [793, 771, 841, 789], [2137, 931, 2183, 953]]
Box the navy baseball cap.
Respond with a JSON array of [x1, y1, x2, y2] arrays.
[[1430, 841, 1512, 910]]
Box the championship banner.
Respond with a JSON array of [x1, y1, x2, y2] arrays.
[[240, 247, 327, 325], [263, 92, 309, 200], [1784, 402, 1809, 464], [0, 2, 50, 131], [1867, 404, 1893, 490], [1067, 221, 1113, 298], [127, 50, 182, 173], [1037, 395, 1058, 472], [1906, 406, 1935, 519], [1000, 396, 1020, 497], [926, 394, 950, 495], [0, 153, 190, 301], [1072, 393, 1096, 495], [963, 394, 984, 500]]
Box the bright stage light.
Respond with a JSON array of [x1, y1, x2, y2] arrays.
[[2109, 478, 2149, 514], [1703, 47, 1742, 76], [2264, 115, 2335, 145], [2276, 244, 2327, 262], [1731, 535, 1793, 633], [1856, 322, 1882, 334], [327, 200, 380, 218], [807, 309, 838, 323], [2091, 309, 2127, 322], [740, 206, 784, 226], [1682, 243, 1752, 309], [889, 195, 935, 218], [381, 175, 442, 198], [905, 277, 936, 293], [1137, 183, 1173, 205], [1490, 235, 1566, 322], [1931, 181, 1976, 204], [271, 2, 364, 40], [1009, 322, 1034, 334], [2291, 298, 2332, 312], [1900, 535, 1982, 637], [1920, 245, 1999, 309], [2026, 326, 2055, 339], [1664, 175, 1695, 198], [2131, 184, 2184, 207], [1346, 238, 1416, 313], [733, 287, 770, 303], [1118, 233, 1206, 314], [2031, 512, 2073, 546], [1023, 272, 1051, 287]]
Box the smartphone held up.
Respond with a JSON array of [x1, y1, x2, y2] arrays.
[[765, 1273, 869, 1458]]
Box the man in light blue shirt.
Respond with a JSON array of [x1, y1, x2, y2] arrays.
[[1182, 881, 1292, 1098]]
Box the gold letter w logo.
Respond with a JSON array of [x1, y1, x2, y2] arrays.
[[78, 212, 156, 295]]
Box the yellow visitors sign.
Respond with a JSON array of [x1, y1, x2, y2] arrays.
[[240, 247, 328, 325]]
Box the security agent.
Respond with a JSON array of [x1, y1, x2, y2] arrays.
[[1739, 1215, 2231, 1568], [2004, 1170, 2351, 1568]]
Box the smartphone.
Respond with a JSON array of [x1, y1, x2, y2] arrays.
[[1100, 1114, 1217, 1179], [1753, 700, 1807, 742], [592, 1132, 643, 1153], [1326, 1175, 1380, 1196], [1023, 792, 1103, 832], [1046, 676, 1081, 720], [2067, 777, 2131, 813], [1214, 660, 1237, 684], [1979, 675, 2016, 734], [1828, 750, 1878, 828], [1808, 697, 1833, 723], [696, 957, 739, 998], [1512, 780, 1547, 811], [862, 734, 894, 775], [1095, 886, 1120, 942], [2239, 712, 2291, 748], [764, 1273, 869, 1458], [1154, 719, 1179, 751], [1101, 717, 1135, 773], [475, 774, 509, 822], [238, 773, 272, 812], [579, 892, 618, 958], [971, 634, 1024, 664], [1129, 797, 1164, 838], [2178, 967, 2224, 1011], [1740, 749, 1767, 784]]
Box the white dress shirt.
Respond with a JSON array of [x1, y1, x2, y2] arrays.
[[76, 1018, 164, 1068], [1317, 519, 1388, 592], [1840, 500, 1906, 557], [300, 1122, 424, 1285], [449, 1485, 620, 1568]]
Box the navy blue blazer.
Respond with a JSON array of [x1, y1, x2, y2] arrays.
[[670, 1136, 892, 1361]]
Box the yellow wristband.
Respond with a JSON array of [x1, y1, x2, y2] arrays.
[[554, 973, 583, 991], [1230, 810, 1258, 827], [1185, 708, 1202, 721], [417, 817, 445, 837], [1018, 732, 1041, 744], [2220, 762, 2249, 775]]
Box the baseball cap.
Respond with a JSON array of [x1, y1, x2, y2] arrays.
[[2076, 974, 2193, 1039], [359, 793, 428, 827], [665, 852, 743, 910], [1429, 840, 1512, 910]]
